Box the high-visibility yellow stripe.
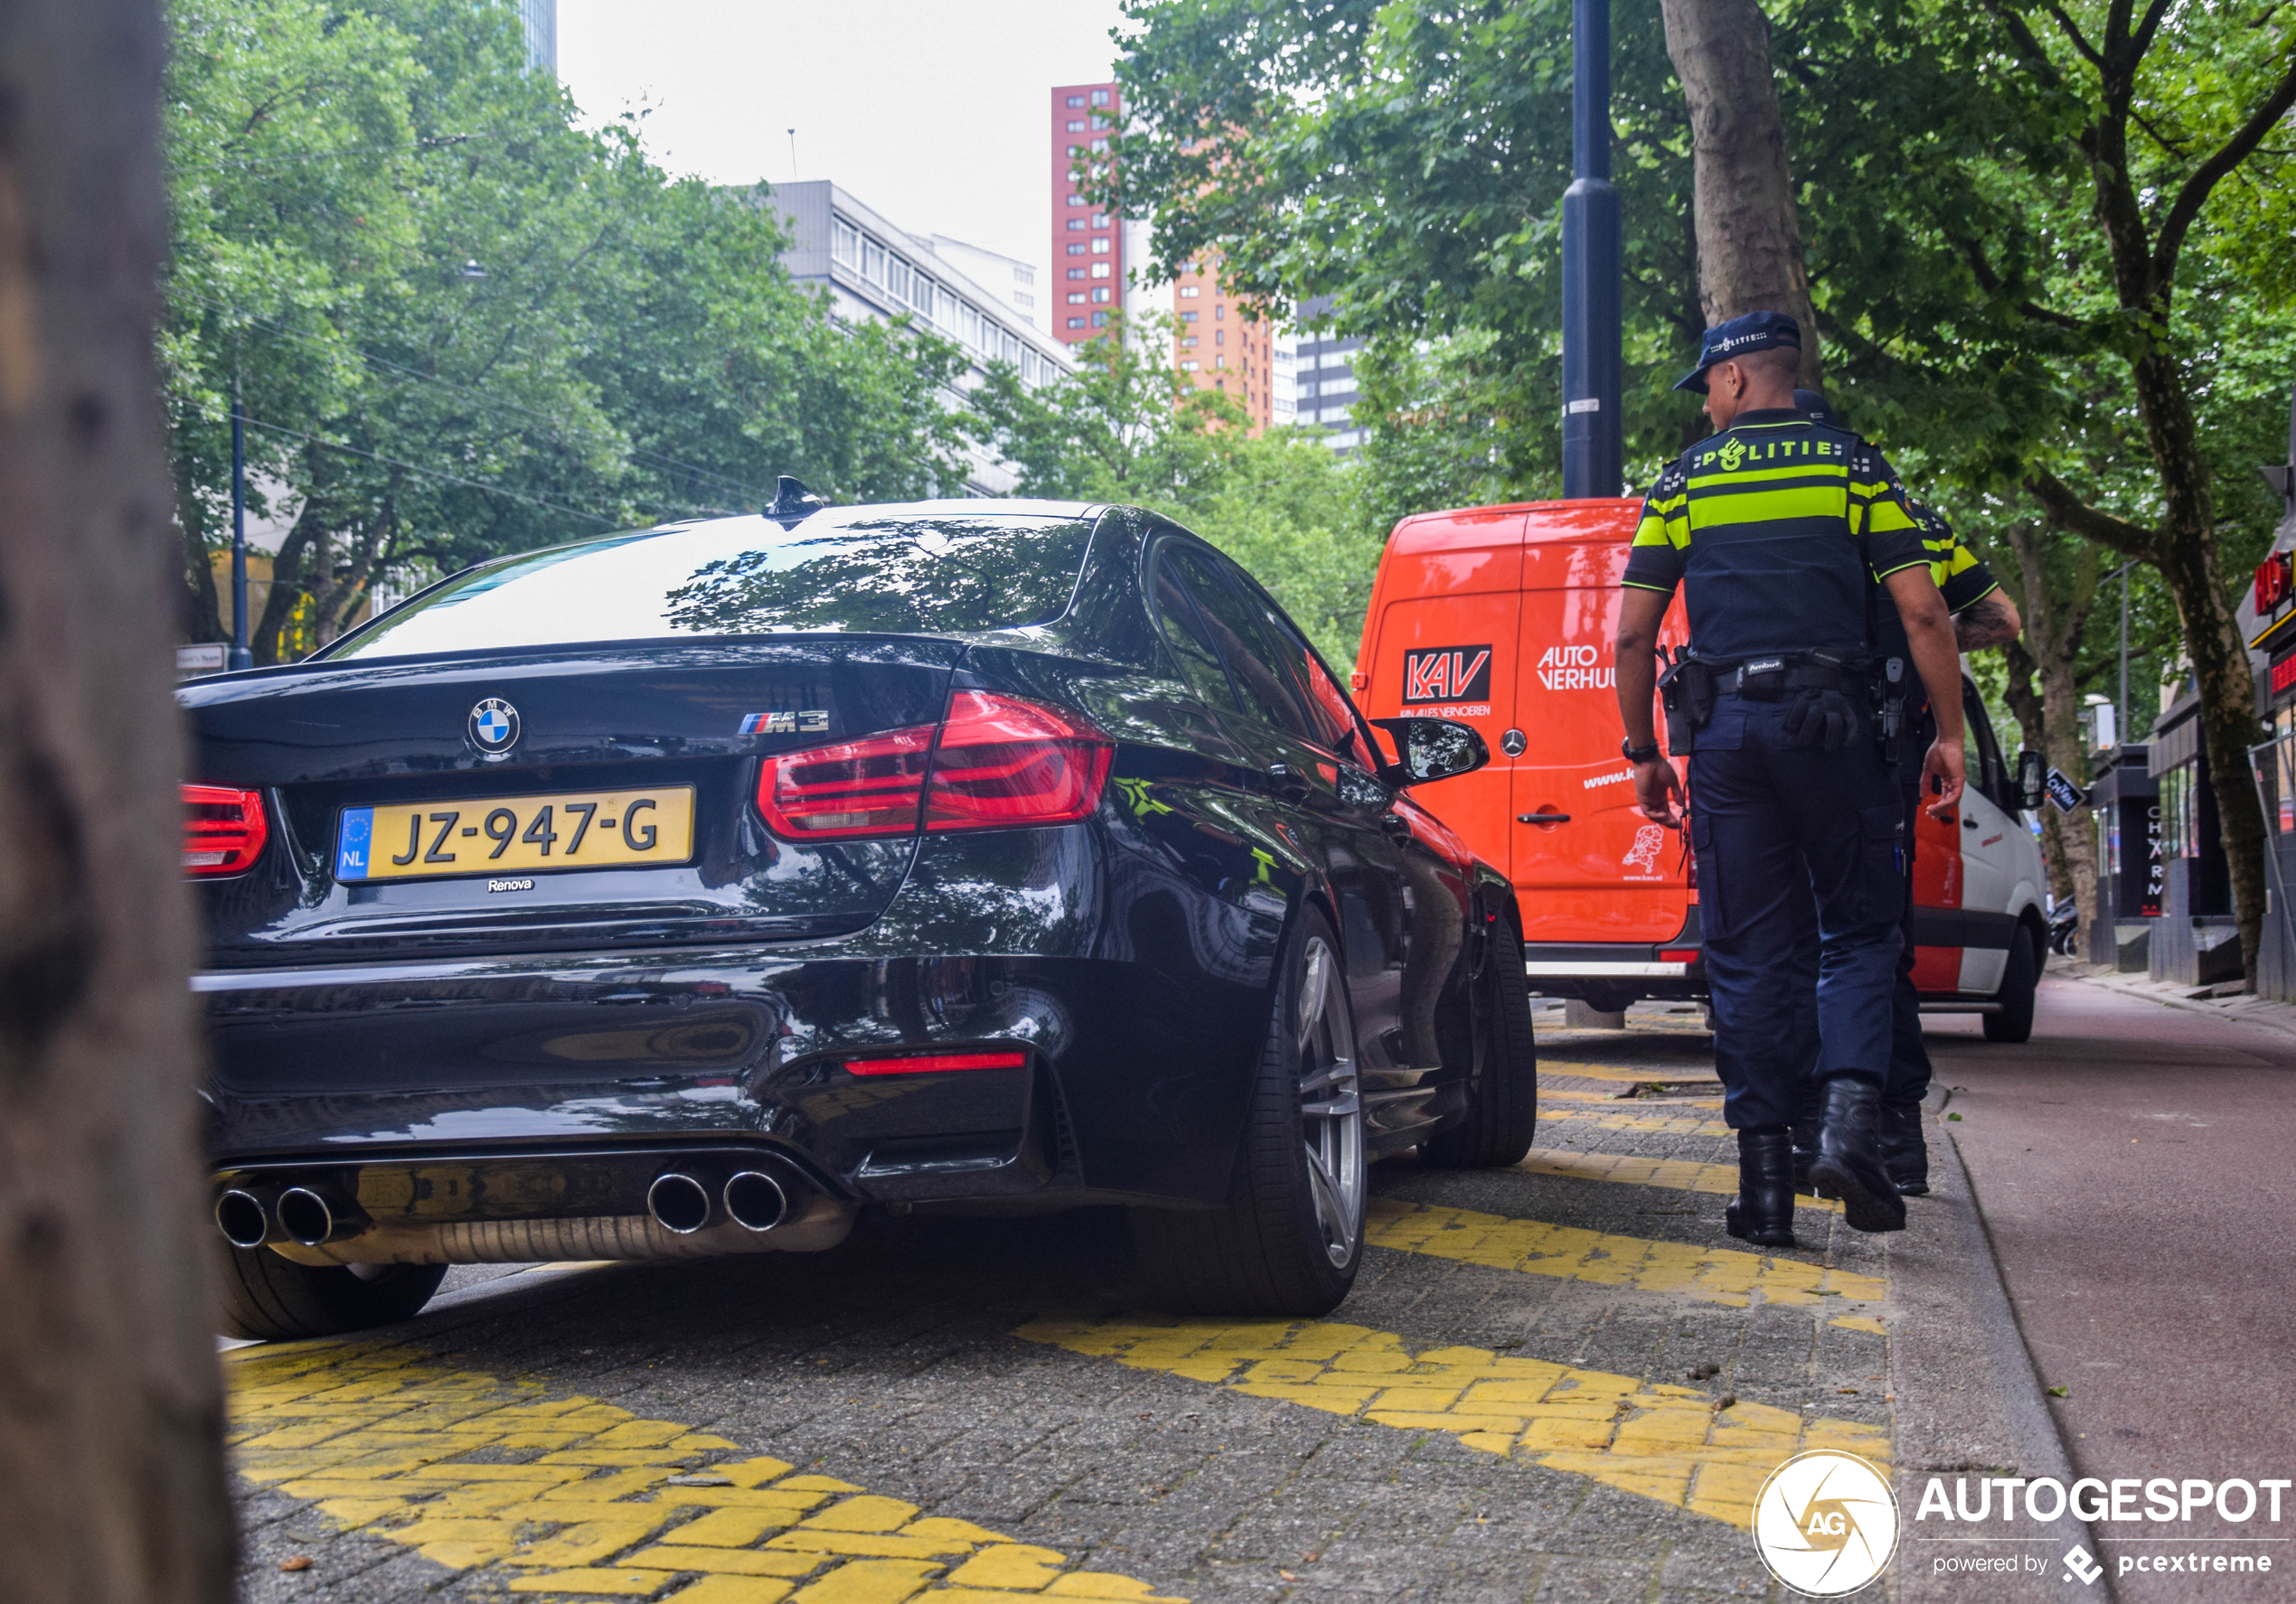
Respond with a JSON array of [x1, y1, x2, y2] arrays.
[[1866, 502, 1920, 533], [1687, 486, 1850, 528], [1686, 463, 1849, 490]]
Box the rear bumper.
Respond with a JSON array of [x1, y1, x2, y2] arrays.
[[198, 944, 1266, 1219], [1521, 908, 1705, 1002]]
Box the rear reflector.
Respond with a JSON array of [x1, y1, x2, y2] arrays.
[[842, 1049, 1029, 1076], [183, 784, 268, 876], [757, 691, 1111, 840], [1658, 948, 1700, 966]]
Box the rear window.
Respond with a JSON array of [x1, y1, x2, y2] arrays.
[[323, 511, 1094, 661]]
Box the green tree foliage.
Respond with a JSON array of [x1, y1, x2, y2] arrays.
[[968, 315, 1379, 662], [1103, 0, 1708, 491], [165, 0, 971, 662]]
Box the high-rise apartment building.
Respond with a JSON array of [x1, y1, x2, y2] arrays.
[[1170, 252, 1274, 433], [1049, 83, 1122, 345], [1052, 81, 1273, 430]]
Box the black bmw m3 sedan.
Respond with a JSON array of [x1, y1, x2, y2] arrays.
[[183, 499, 1538, 1339]]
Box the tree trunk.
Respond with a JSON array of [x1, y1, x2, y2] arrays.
[[1655, 0, 1825, 388], [180, 520, 222, 643], [2002, 520, 2102, 933], [0, 5, 234, 1603]]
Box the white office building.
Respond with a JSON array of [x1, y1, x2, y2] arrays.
[[752, 182, 1073, 494]]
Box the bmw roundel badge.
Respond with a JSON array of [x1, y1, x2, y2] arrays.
[[467, 697, 520, 755]]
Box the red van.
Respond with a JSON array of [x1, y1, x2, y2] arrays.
[[1351, 500, 2050, 1040]]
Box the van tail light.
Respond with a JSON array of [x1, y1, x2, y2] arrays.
[[183, 784, 268, 876], [922, 691, 1112, 831], [1658, 948, 1700, 966], [756, 692, 1112, 840], [842, 1049, 1028, 1076]]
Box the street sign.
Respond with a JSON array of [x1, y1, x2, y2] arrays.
[[2045, 766, 2087, 814]]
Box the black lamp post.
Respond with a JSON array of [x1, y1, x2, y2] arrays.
[[230, 371, 251, 671], [1560, 0, 1623, 500]]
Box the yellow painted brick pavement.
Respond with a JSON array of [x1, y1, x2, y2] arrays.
[[1016, 1317, 1887, 1531], [1539, 1060, 1724, 1089], [225, 1341, 1185, 1604], [1538, 1105, 1734, 1139], [1515, 1147, 1846, 1214], [1364, 1198, 1881, 1307]]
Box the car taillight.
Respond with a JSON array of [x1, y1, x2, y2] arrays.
[[922, 691, 1111, 832], [756, 692, 1112, 840], [756, 724, 936, 839], [183, 784, 268, 876], [1659, 948, 1700, 966], [842, 1049, 1028, 1076]]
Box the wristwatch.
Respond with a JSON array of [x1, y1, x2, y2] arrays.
[[1622, 737, 1662, 764]]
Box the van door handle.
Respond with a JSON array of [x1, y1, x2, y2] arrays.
[[1266, 763, 1310, 799], [1963, 817, 1979, 830], [1518, 811, 1571, 826], [1380, 812, 1414, 842]]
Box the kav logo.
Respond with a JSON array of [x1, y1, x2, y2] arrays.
[[1402, 646, 1491, 705], [2064, 1545, 2103, 1587], [1752, 1449, 1900, 1597], [1535, 644, 1614, 692]]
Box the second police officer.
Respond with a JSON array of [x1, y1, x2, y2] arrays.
[[1785, 389, 2023, 1200], [1611, 312, 1967, 1243]]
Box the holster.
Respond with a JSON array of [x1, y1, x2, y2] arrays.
[[1871, 656, 1908, 764], [1658, 651, 1717, 749]]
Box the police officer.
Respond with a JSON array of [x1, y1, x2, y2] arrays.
[[1613, 312, 1967, 1245], [1785, 390, 2023, 1196]]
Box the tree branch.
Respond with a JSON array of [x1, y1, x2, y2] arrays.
[[2042, 0, 2109, 65], [1959, 236, 2090, 329], [2152, 43, 2296, 286], [2131, 0, 2178, 58], [1980, 0, 2067, 88], [2025, 468, 2160, 558]]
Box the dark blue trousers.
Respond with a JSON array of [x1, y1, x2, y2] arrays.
[[1687, 696, 1905, 1131]]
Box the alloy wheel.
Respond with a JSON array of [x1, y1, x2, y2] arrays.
[[1294, 935, 1365, 1267]]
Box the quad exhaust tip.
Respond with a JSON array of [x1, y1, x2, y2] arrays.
[[645, 1171, 719, 1235], [724, 1169, 789, 1233], [645, 1165, 796, 1235], [214, 1187, 275, 1249]]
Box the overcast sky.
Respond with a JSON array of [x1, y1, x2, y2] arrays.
[[559, 1, 1130, 284]]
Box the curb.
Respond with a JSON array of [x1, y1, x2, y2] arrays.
[[2060, 964, 2296, 1043], [1887, 1109, 2111, 1602]]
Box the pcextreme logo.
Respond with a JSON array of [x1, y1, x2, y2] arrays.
[[1753, 1450, 1901, 1597]]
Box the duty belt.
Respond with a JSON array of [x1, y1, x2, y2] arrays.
[[1710, 655, 1867, 699]]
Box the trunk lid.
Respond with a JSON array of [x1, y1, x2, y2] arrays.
[[183, 640, 961, 967]]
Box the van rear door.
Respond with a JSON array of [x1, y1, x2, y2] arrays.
[[1508, 503, 1690, 943], [1356, 508, 1525, 877]]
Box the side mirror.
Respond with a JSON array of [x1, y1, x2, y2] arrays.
[[1369, 717, 1490, 785], [2018, 748, 2046, 811]]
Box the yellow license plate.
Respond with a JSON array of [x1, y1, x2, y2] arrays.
[[334, 788, 695, 882]]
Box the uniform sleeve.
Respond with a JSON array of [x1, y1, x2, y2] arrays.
[[1851, 447, 1929, 580], [1916, 505, 2002, 614], [1622, 459, 1689, 596]]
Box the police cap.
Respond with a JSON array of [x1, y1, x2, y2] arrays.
[[1794, 387, 1841, 427], [1673, 311, 1802, 393]]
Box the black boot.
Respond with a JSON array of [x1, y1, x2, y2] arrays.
[[1810, 1075, 1906, 1233], [1725, 1130, 1797, 1249], [1880, 1103, 1929, 1196], [1789, 1084, 1823, 1197]]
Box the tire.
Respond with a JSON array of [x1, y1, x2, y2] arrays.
[[1983, 925, 2039, 1044], [1424, 908, 1539, 1168], [1130, 908, 1366, 1316], [218, 1245, 447, 1341]]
